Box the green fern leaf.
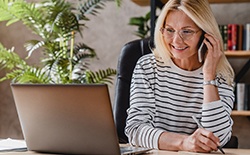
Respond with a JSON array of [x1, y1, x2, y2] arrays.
[[14, 68, 51, 84], [0, 0, 19, 22], [73, 43, 96, 61], [0, 69, 22, 83], [77, 0, 105, 17], [6, 18, 20, 26], [85, 68, 117, 84], [0, 44, 26, 70], [24, 40, 45, 58]]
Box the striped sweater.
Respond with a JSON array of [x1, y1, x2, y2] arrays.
[[125, 53, 234, 149]]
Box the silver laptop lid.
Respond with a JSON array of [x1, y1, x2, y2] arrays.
[[11, 84, 120, 155]]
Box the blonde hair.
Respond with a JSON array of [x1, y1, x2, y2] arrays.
[[153, 0, 235, 86]]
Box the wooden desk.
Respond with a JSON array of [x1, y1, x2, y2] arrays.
[[147, 149, 250, 155], [0, 149, 250, 155]]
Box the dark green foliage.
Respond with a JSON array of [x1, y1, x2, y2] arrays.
[[129, 11, 151, 38]]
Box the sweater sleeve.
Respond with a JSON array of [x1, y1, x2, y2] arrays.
[[125, 57, 164, 149], [200, 78, 235, 147]]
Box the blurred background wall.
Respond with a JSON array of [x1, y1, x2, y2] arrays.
[[0, 0, 250, 148]]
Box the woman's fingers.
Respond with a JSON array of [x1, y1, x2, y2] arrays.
[[202, 33, 222, 77], [182, 128, 220, 153], [194, 128, 219, 152], [199, 129, 219, 151], [204, 33, 222, 58]]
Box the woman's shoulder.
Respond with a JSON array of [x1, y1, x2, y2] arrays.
[[137, 53, 163, 65], [139, 53, 154, 60], [136, 53, 155, 65]]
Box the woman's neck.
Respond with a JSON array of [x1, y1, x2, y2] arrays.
[[171, 58, 202, 71]]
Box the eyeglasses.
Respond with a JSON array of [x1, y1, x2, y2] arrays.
[[160, 27, 200, 41]]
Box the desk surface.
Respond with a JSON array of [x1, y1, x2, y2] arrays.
[[149, 149, 250, 155], [0, 149, 250, 155]]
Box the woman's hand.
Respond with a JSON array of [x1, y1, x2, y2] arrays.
[[181, 128, 220, 153], [158, 128, 220, 152], [202, 34, 222, 81]]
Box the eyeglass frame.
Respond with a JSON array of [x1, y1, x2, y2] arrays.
[[160, 27, 201, 41]]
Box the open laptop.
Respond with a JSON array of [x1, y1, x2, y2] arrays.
[[11, 84, 151, 155]]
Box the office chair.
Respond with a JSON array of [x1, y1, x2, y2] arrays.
[[113, 38, 238, 148], [113, 37, 152, 143]]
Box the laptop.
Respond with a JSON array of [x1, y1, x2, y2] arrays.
[[11, 84, 151, 155]]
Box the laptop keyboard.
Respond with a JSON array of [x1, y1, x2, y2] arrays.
[[120, 146, 151, 155], [120, 146, 134, 153]]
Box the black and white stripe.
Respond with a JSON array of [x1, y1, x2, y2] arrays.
[[125, 53, 234, 149]]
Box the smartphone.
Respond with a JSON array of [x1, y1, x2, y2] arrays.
[[198, 32, 207, 63]]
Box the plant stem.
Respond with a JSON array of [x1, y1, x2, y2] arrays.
[[69, 31, 75, 80]]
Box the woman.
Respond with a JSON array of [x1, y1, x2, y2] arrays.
[[125, 0, 235, 153]]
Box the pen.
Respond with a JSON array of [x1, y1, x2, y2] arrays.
[[191, 116, 225, 154]]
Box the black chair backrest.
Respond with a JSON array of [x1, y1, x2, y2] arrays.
[[113, 38, 152, 143], [113, 38, 238, 148]]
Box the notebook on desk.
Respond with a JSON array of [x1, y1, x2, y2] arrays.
[[11, 84, 151, 155]]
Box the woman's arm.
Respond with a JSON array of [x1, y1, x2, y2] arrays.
[[201, 80, 234, 146], [125, 57, 164, 149], [202, 33, 222, 103], [201, 34, 234, 146]]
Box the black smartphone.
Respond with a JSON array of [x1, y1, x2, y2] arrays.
[[198, 32, 207, 63]]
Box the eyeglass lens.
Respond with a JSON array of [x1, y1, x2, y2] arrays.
[[161, 28, 198, 40]]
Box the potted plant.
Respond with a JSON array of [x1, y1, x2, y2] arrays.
[[0, 0, 121, 84]]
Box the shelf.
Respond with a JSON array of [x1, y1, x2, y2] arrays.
[[225, 51, 250, 58], [131, 0, 167, 6], [131, 0, 250, 6], [231, 110, 250, 116]]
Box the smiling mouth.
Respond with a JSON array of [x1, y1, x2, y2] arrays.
[[172, 45, 188, 51]]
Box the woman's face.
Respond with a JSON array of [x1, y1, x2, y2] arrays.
[[162, 10, 202, 62]]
